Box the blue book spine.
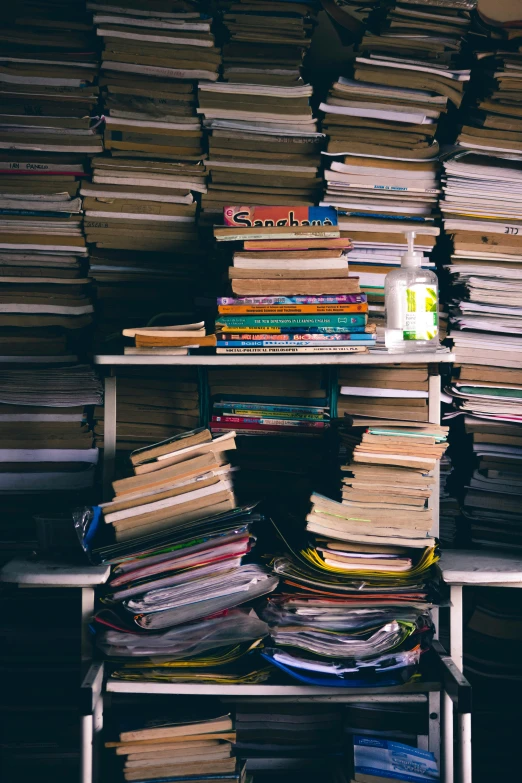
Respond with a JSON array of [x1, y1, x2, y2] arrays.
[[0, 209, 73, 217], [216, 314, 368, 328], [214, 403, 327, 414], [214, 394, 327, 406]]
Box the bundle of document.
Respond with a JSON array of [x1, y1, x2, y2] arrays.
[[208, 367, 332, 514], [100, 427, 239, 542], [353, 735, 439, 783], [0, 365, 102, 491], [122, 321, 216, 355], [213, 213, 374, 353], [264, 491, 439, 686], [105, 712, 243, 783], [446, 364, 522, 549], [199, 0, 322, 224], [94, 501, 277, 682], [94, 367, 201, 451]]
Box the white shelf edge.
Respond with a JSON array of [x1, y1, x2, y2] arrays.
[[95, 352, 455, 367], [106, 680, 438, 698]]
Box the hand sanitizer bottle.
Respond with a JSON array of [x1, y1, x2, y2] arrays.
[[384, 230, 439, 353]]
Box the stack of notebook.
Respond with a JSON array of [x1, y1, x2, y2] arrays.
[[262, 491, 438, 686], [94, 367, 201, 453], [441, 151, 522, 369], [337, 364, 433, 424], [100, 427, 239, 542], [94, 500, 277, 682], [199, 1, 322, 222], [0, 2, 101, 359], [213, 210, 374, 353], [0, 365, 102, 492], [106, 713, 242, 783], [122, 321, 216, 355], [447, 365, 522, 549], [208, 367, 332, 513]]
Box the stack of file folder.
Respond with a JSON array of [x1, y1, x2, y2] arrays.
[[106, 712, 242, 783], [94, 367, 201, 454], [262, 490, 439, 686]]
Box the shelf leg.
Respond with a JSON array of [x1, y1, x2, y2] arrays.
[[450, 585, 464, 673], [102, 372, 117, 500], [81, 714, 93, 783], [428, 690, 441, 766], [443, 690, 454, 783], [80, 587, 94, 661], [458, 711, 472, 783]]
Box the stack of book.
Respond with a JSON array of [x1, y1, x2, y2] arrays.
[[106, 713, 242, 783], [447, 365, 522, 549], [0, 365, 102, 492], [94, 367, 201, 453], [87, 0, 219, 336], [441, 152, 522, 369], [208, 367, 332, 512], [341, 424, 448, 535], [261, 491, 438, 686], [0, 3, 101, 359], [213, 208, 374, 354], [439, 452, 460, 547], [100, 427, 240, 543], [199, 0, 321, 223], [337, 364, 433, 424], [122, 321, 216, 356]]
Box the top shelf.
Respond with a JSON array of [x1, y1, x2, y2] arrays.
[[95, 352, 455, 367], [439, 550, 522, 586]]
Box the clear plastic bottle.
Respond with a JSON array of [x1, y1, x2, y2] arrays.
[[384, 230, 439, 353]]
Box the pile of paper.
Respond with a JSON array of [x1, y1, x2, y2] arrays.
[[441, 152, 522, 368], [122, 321, 216, 356], [208, 367, 331, 512], [105, 713, 243, 783], [198, 1, 322, 222], [94, 499, 277, 681], [0, 365, 102, 491], [213, 213, 374, 353], [0, 3, 101, 358], [94, 367, 201, 452], [262, 493, 438, 686], [446, 365, 522, 549], [353, 735, 439, 783]]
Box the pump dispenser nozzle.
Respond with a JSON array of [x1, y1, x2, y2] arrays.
[[402, 230, 423, 268]]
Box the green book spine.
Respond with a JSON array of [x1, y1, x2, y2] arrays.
[[215, 313, 368, 328]]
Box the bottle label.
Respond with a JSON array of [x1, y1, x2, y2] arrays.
[[403, 285, 438, 341]]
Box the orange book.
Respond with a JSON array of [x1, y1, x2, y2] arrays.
[[135, 335, 217, 347], [217, 304, 368, 315], [244, 238, 352, 251]]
